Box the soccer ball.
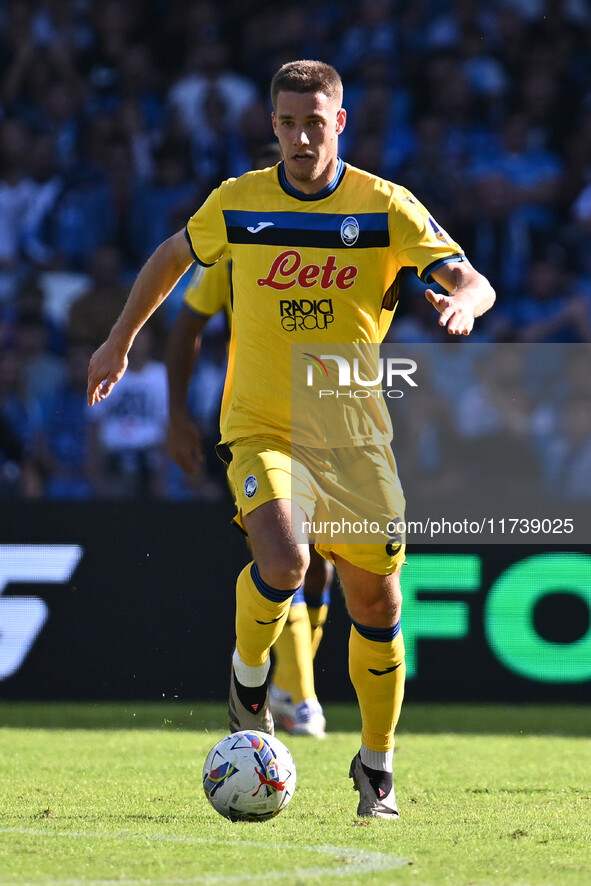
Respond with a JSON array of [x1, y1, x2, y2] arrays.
[[202, 730, 297, 822]]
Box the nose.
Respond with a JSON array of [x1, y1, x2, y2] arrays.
[[293, 127, 310, 147]]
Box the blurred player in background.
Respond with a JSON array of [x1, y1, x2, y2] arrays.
[[165, 148, 332, 738], [88, 60, 495, 818]]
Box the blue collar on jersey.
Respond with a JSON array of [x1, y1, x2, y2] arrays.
[[278, 157, 346, 201]]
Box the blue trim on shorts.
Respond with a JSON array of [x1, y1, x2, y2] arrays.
[[251, 563, 298, 603], [351, 619, 401, 642]]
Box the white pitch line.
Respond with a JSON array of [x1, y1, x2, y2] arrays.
[[0, 828, 408, 884]]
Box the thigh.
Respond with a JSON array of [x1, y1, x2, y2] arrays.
[[224, 437, 315, 530], [243, 498, 310, 588], [311, 444, 406, 574], [334, 554, 402, 628]]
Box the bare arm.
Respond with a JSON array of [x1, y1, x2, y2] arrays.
[[426, 260, 496, 336], [165, 307, 208, 473], [87, 230, 194, 405]]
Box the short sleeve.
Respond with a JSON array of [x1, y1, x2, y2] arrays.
[[183, 256, 232, 317], [185, 186, 229, 267], [391, 187, 465, 283]]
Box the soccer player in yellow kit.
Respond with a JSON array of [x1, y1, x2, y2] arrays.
[[88, 60, 495, 818], [165, 249, 332, 739]]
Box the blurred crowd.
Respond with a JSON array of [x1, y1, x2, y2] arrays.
[[1, 0, 591, 502], [389, 343, 591, 514]]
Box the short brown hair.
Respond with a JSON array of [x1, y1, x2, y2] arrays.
[[270, 60, 343, 109]]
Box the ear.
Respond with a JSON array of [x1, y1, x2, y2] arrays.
[[336, 108, 347, 135], [271, 111, 278, 137]]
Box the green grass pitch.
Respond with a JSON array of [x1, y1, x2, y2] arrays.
[[0, 703, 589, 886]]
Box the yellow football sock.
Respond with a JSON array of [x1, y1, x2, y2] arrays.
[[348, 623, 405, 753], [272, 603, 315, 704], [235, 562, 296, 669], [307, 603, 328, 658]]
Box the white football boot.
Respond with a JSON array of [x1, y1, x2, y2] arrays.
[[349, 753, 399, 818], [270, 684, 326, 738], [228, 668, 274, 736]]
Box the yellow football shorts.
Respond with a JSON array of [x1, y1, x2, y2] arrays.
[[217, 435, 406, 575]]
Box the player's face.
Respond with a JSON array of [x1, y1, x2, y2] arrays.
[[272, 91, 346, 195]]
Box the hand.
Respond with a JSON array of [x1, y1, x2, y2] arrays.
[[87, 340, 129, 406], [167, 414, 204, 474], [425, 289, 475, 336]]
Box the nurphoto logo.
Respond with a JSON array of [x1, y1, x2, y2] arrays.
[[303, 353, 418, 399]]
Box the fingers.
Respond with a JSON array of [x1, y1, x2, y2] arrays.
[[440, 308, 473, 335], [424, 288, 444, 308], [446, 316, 474, 336], [168, 438, 203, 473], [177, 450, 202, 474], [167, 423, 204, 474], [425, 289, 474, 335], [87, 381, 102, 407], [87, 373, 116, 406], [87, 348, 128, 405]]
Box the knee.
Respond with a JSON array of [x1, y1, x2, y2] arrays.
[[256, 545, 310, 591], [346, 570, 402, 628], [357, 591, 401, 627]]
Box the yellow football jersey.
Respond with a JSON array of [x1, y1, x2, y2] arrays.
[[185, 160, 464, 447], [183, 256, 232, 323]]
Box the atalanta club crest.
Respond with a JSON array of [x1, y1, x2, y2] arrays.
[[340, 216, 359, 246], [244, 475, 258, 498]]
